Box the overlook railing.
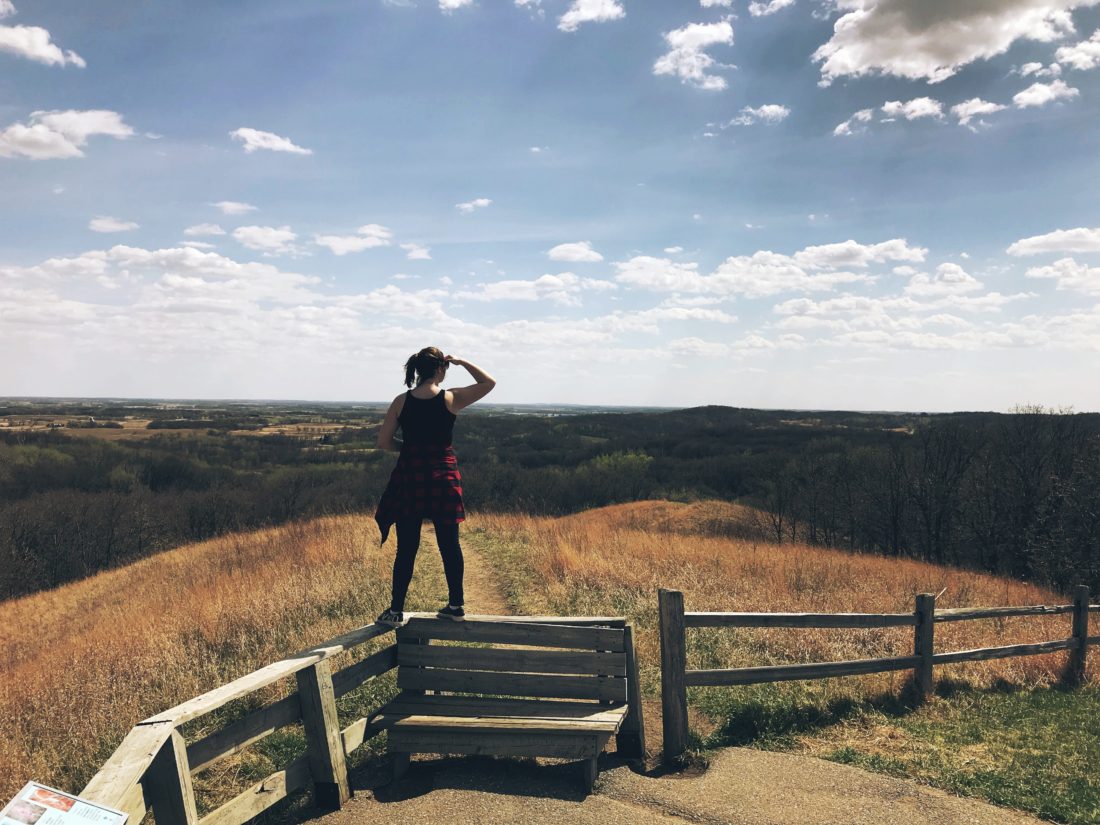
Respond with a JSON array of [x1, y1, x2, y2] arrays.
[[658, 585, 1096, 762]]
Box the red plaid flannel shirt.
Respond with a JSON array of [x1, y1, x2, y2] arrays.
[[374, 441, 465, 545]]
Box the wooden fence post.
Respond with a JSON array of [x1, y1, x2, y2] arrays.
[[659, 588, 689, 763], [616, 623, 647, 761], [297, 660, 351, 809], [913, 593, 936, 703], [144, 730, 198, 825], [1069, 585, 1090, 685]]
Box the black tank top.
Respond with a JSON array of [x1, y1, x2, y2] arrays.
[[398, 389, 456, 446]]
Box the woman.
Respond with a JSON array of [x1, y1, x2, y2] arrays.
[[373, 347, 496, 626]]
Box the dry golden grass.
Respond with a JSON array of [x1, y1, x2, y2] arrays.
[[0, 515, 451, 803], [471, 501, 1096, 696]]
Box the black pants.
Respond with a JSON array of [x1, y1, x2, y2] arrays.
[[390, 517, 464, 612]]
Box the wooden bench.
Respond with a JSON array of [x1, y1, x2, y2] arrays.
[[369, 616, 646, 791]]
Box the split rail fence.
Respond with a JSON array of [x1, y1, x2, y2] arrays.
[[78, 614, 625, 825], [658, 585, 1097, 762]]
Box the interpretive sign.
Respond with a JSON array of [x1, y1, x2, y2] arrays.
[[1, 784, 126, 825]]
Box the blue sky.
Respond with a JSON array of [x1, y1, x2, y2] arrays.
[[2, 0, 1100, 410]]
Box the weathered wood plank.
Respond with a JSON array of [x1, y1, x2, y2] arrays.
[[297, 659, 351, 809], [332, 644, 398, 698], [340, 716, 388, 755], [1088, 635, 1100, 645], [145, 730, 198, 825], [146, 623, 394, 725], [198, 756, 311, 825], [616, 623, 646, 760], [685, 654, 921, 687], [388, 730, 602, 759], [659, 589, 689, 764], [398, 645, 626, 676], [685, 611, 916, 629], [933, 604, 1074, 622], [383, 714, 622, 734], [398, 618, 624, 651], [932, 638, 1077, 665], [397, 668, 627, 701], [1068, 585, 1090, 685], [116, 781, 147, 825], [424, 614, 626, 627], [187, 693, 301, 775], [377, 694, 628, 722], [1090, 605, 1100, 613], [82, 721, 175, 808], [914, 593, 936, 702]]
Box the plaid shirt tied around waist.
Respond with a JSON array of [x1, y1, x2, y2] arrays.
[[374, 441, 465, 545]]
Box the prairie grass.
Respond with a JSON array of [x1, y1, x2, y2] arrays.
[[0, 515, 451, 811], [467, 501, 1098, 824]]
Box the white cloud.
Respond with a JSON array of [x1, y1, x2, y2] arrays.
[[455, 197, 492, 213], [701, 0, 733, 7], [212, 201, 257, 215], [0, 110, 132, 160], [0, 4, 85, 68], [1056, 29, 1100, 70], [314, 224, 393, 256], [1012, 78, 1079, 108], [881, 97, 943, 120], [748, 0, 794, 16], [668, 337, 731, 357], [951, 97, 1007, 127], [653, 20, 734, 91], [547, 241, 604, 262], [1026, 257, 1100, 293], [813, 0, 1093, 86], [184, 223, 226, 237], [727, 104, 790, 126], [833, 108, 873, 136], [1007, 226, 1100, 255], [793, 238, 927, 269], [664, 246, 684, 254], [558, 0, 624, 32], [458, 272, 615, 306], [89, 216, 140, 233], [400, 242, 432, 260], [1019, 61, 1062, 77], [180, 241, 216, 250], [439, 0, 474, 9], [903, 263, 983, 297], [229, 127, 313, 155], [233, 225, 299, 255]]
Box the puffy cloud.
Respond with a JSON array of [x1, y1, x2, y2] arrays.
[[1007, 226, 1100, 255], [653, 21, 734, 91], [710, 253, 870, 297], [881, 97, 943, 120], [613, 256, 704, 292], [457, 272, 615, 306], [455, 197, 492, 213], [727, 104, 790, 126], [439, 0, 473, 9], [184, 223, 226, 237], [400, 242, 432, 260], [0, 4, 85, 67], [1025, 257, 1100, 294], [903, 263, 983, 297], [314, 224, 393, 255], [664, 246, 684, 254], [0, 109, 132, 160], [1012, 78, 1079, 108], [701, 0, 733, 7], [547, 241, 604, 262], [89, 216, 139, 233], [793, 238, 927, 268], [1056, 29, 1100, 69], [748, 0, 795, 15], [229, 127, 312, 155], [212, 201, 257, 215], [813, 0, 1092, 86], [232, 225, 299, 256], [1018, 61, 1062, 77], [833, 108, 873, 136], [951, 97, 1007, 127], [558, 0, 624, 32]]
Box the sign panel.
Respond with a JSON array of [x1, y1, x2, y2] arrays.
[[1, 784, 126, 825]]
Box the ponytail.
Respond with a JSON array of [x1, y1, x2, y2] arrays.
[[404, 346, 446, 387]]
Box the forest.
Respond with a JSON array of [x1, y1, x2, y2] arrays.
[[1, 402, 1097, 600]]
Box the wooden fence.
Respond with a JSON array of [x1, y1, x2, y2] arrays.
[[78, 613, 624, 825], [659, 585, 1097, 762]]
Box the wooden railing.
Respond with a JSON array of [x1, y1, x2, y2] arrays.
[[77, 613, 627, 825], [659, 585, 1096, 762]]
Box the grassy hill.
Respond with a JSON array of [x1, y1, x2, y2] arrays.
[[1, 502, 1096, 822]]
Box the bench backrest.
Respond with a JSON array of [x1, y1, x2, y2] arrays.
[[395, 618, 629, 703]]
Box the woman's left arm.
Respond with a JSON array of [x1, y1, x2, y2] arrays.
[[376, 395, 403, 451]]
